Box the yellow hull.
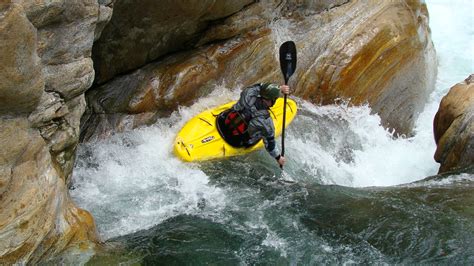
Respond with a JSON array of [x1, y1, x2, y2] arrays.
[[174, 98, 297, 162]]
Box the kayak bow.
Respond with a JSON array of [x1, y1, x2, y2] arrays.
[[174, 98, 297, 162]]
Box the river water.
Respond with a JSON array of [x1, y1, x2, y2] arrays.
[[69, 0, 474, 264]]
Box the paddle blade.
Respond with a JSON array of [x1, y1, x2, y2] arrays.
[[279, 41, 297, 84]]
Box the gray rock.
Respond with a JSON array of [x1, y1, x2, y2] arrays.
[[0, 0, 112, 263], [0, 4, 43, 115]]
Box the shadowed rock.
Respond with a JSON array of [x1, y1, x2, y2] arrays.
[[92, 0, 254, 84], [434, 74, 474, 173]]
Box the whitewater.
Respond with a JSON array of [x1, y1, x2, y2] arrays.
[[69, 0, 473, 263]]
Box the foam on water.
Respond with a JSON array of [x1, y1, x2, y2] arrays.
[[401, 173, 474, 188], [286, 100, 439, 187], [71, 87, 238, 240], [427, 0, 473, 94], [283, 0, 474, 187], [71, 0, 473, 244]]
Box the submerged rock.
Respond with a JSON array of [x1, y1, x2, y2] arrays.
[[434, 74, 474, 174]]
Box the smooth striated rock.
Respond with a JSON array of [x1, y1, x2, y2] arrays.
[[295, 0, 436, 135], [92, 0, 253, 84], [1, 0, 113, 263], [0, 117, 98, 264], [84, 0, 436, 140], [83, 28, 278, 141], [434, 75, 474, 173], [0, 3, 43, 114], [195, 2, 276, 47]]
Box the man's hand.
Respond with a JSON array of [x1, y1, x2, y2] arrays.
[[277, 155, 286, 167], [280, 85, 290, 95]]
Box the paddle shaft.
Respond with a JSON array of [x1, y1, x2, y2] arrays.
[[281, 65, 292, 169], [281, 81, 288, 157], [279, 41, 296, 169]]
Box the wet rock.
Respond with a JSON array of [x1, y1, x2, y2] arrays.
[[295, 0, 436, 135], [85, 0, 436, 139], [195, 3, 268, 46], [434, 74, 474, 173], [83, 28, 277, 140]]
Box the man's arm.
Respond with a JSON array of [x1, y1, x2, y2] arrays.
[[260, 118, 286, 166]]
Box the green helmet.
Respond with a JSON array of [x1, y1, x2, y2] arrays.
[[260, 83, 280, 101]]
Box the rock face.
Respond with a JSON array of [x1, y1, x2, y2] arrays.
[[0, 1, 112, 264], [83, 0, 436, 140], [296, 0, 437, 135], [0, 0, 438, 263], [92, 0, 254, 84], [434, 75, 474, 173]]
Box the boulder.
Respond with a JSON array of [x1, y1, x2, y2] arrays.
[[92, 0, 254, 84], [0, 0, 113, 263], [434, 74, 474, 173], [82, 27, 277, 140], [0, 117, 98, 264], [84, 0, 436, 140], [15, 0, 111, 181], [294, 0, 436, 135]]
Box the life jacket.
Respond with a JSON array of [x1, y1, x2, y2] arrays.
[[216, 90, 272, 148], [224, 110, 250, 136], [223, 106, 270, 136]]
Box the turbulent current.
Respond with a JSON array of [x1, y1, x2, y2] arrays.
[[70, 1, 474, 264]]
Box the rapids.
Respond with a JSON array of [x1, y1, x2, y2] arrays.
[[68, 0, 474, 264]]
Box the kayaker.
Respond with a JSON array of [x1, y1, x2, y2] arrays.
[[218, 83, 290, 167]]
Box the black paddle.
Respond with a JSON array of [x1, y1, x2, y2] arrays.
[[279, 41, 297, 169]]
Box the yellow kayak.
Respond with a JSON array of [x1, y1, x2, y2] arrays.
[[174, 98, 297, 162]]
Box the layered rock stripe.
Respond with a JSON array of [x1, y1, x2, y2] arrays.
[[0, 1, 110, 263], [84, 0, 436, 140]]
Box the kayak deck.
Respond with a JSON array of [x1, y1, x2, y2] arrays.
[[174, 98, 297, 162]]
